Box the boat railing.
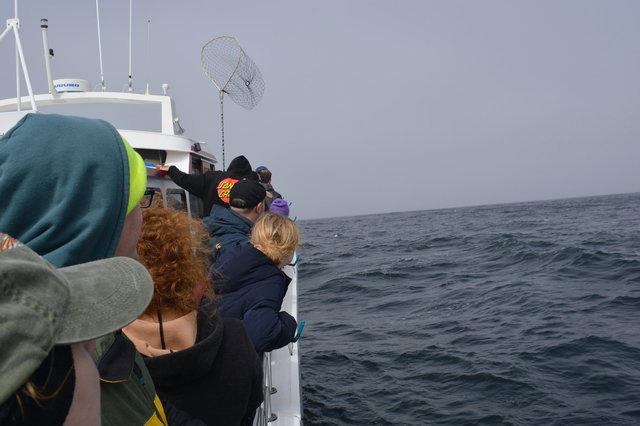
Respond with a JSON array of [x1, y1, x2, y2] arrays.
[[253, 259, 302, 426], [0, 91, 181, 135], [255, 344, 300, 425], [256, 351, 278, 424]]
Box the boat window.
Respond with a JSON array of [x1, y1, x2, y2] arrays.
[[190, 154, 216, 174], [166, 188, 187, 212], [191, 156, 203, 175], [136, 149, 167, 167]]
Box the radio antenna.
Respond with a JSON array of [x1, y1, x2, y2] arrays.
[[95, 0, 106, 91], [0, 0, 37, 111], [40, 19, 56, 95], [144, 19, 150, 95], [128, 0, 133, 92], [15, 0, 20, 108]]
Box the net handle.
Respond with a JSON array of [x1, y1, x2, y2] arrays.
[[219, 92, 225, 170]]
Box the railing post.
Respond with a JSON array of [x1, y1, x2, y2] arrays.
[[264, 351, 278, 422]]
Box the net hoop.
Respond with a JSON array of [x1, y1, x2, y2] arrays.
[[200, 35, 243, 95]]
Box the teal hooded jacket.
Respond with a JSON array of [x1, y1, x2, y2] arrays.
[[0, 113, 129, 267], [0, 113, 170, 425]]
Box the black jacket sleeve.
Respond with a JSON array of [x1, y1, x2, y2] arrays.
[[167, 166, 212, 199], [243, 300, 298, 352]]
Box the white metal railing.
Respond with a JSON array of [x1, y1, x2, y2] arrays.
[[264, 351, 278, 423], [253, 351, 274, 425], [253, 260, 302, 426]]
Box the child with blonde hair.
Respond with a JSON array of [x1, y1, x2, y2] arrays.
[[250, 212, 299, 266], [213, 212, 300, 353]]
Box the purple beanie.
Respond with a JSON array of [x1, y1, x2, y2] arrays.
[[269, 198, 290, 216]]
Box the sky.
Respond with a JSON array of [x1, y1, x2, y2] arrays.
[[1, 0, 639, 219]]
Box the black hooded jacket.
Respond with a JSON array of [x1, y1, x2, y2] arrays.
[[143, 313, 263, 425], [168, 155, 257, 216], [213, 242, 298, 352]]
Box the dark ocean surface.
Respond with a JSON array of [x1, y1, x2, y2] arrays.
[[297, 193, 640, 425]]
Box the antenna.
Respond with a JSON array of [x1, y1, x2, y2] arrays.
[[14, 0, 19, 109], [95, 0, 106, 91], [0, 0, 37, 111], [40, 19, 56, 95], [128, 0, 133, 92], [144, 19, 150, 95]]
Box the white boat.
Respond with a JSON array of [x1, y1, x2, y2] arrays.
[[0, 6, 302, 425]]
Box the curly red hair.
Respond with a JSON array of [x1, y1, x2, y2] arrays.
[[137, 206, 213, 316]]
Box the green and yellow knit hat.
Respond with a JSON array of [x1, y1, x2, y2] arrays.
[[121, 137, 147, 214]]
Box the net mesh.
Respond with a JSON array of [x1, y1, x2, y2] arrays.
[[201, 36, 265, 110]]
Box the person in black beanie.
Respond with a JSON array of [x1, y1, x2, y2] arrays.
[[159, 155, 258, 217]]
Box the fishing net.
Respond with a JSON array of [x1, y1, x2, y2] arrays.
[[201, 35, 265, 110], [201, 36, 265, 169]]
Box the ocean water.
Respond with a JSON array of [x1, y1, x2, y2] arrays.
[[297, 193, 640, 425]]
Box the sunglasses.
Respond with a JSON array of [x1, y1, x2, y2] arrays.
[[140, 189, 155, 208]]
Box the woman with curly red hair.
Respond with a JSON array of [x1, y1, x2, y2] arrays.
[[122, 205, 262, 425]]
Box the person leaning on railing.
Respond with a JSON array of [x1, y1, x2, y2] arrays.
[[211, 212, 300, 354]]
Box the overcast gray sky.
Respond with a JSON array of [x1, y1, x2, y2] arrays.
[[2, 0, 639, 219]]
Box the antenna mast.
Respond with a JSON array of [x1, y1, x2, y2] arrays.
[[128, 0, 133, 92], [40, 19, 56, 95], [0, 0, 37, 110], [14, 0, 20, 109], [144, 19, 150, 95], [95, 0, 106, 91]]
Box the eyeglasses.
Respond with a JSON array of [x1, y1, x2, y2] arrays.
[[287, 254, 300, 267], [140, 189, 155, 208]]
